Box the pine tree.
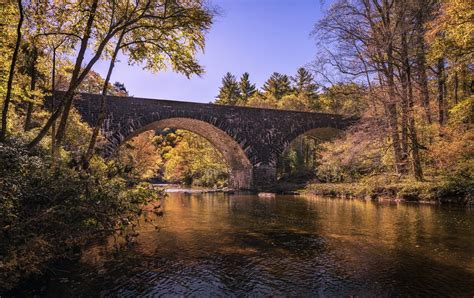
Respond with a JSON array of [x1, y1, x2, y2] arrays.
[[215, 72, 240, 105], [113, 81, 129, 96], [238, 72, 256, 104], [292, 67, 319, 110], [293, 68, 317, 96], [262, 72, 292, 100]]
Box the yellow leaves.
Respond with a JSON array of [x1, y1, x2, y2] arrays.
[[448, 95, 474, 125], [427, 0, 474, 62], [163, 130, 228, 187], [117, 131, 163, 179]]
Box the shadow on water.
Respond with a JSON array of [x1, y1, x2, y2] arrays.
[[10, 193, 474, 296]]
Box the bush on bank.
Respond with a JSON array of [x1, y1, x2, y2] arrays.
[[0, 142, 160, 290], [304, 173, 473, 205]]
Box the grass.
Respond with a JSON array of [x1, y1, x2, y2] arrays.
[[303, 176, 472, 205]]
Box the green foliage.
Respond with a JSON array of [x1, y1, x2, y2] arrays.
[[438, 160, 474, 201], [163, 130, 229, 187], [291, 67, 319, 109], [426, 0, 474, 66], [0, 142, 160, 290], [318, 83, 367, 115], [277, 135, 320, 182], [262, 72, 292, 100], [305, 177, 443, 202], [238, 72, 256, 104], [448, 96, 474, 125], [215, 72, 240, 105]]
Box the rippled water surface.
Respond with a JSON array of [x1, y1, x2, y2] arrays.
[[45, 193, 473, 296]]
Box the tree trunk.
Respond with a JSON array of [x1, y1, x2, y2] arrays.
[[0, 0, 23, 142], [386, 42, 406, 175], [27, 0, 99, 150], [51, 48, 57, 159], [461, 66, 469, 97], [454, 71, 459, 104], [24, 47, 38, 131], [84, 29, 126, 168], [437, 58, 446, 126], [400, 73, 409, 167], [401, 29, 423, 180], [414, 8, 432, 124], [53, 0, 99, 153]]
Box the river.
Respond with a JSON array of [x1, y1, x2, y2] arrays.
[[36, 192, 474, 296]]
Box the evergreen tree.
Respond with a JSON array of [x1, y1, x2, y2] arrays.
[[293, 68, 318, 97], [292, 67, 319, 110], [215, 72, 240, 105], [238, 72, 256, 104], [113, 81, 129, 96], [262, 72, 292, 100]]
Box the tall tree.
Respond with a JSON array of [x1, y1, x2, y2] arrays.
[[314, 0, 408, 174], [84, 0, 213, 166], [238, 72, 256, 104], [413, 0, 436, 124], [28, 0, 212, 151], [437, 57, 447, 126], [0, 0, 23, 142], [113, 82, 128, 96], [292, 67, 319, 110], [397, 1, 424, 180], [215, 72, 240, 105], [19, 43, 44, 131], [262, 72, 292, 100]]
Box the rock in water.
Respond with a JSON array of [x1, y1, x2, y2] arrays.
[[258, 192, 276, 198]]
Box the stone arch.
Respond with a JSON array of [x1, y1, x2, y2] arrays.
[[276, 126, 345, 181], [284, 127, 344, 149], [105, 117, 253, 189]]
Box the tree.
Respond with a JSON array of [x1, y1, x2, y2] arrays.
[[314, 0, 408, 175], [215, 72, 240, 105], [1, 0, 23, 142], [113, 82, 128, 96], [318, 83, 367, 116], [83, 0, 213, 167], [426, 0, 474, 127], [117, 131, 162, 179], [291, 67, 319, 110], [262, 72, 292, 101], [19, 43, 44, 131], [238, 72, 256, 104], [413, 0, 437, 124], [163, 130, 229, 187], [29, 0, 209, 152]]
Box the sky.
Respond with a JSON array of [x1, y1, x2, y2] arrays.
[[92, 0, 326, 103]]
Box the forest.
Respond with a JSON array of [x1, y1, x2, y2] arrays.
[[0, 0, 473, 291], [211, 0, 473, 200]]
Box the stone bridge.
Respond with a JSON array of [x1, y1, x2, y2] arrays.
[[66, 93, 355, 190]]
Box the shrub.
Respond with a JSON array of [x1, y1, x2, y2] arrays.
[[0, 144, 160, 290]]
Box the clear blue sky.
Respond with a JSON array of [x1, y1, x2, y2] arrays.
[[92, 0, 326, 103]]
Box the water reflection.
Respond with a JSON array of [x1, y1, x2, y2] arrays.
[[49, 193, 474, 296]]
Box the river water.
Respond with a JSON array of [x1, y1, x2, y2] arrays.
[[43, 192, 473, 296]]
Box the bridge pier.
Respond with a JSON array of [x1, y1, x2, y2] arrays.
[[229, 169, 253, 190], [252, 165, 277, 191]]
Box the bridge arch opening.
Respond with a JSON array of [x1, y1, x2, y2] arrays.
[[114, 117, 253, 189], [277, 127, 343, 184]]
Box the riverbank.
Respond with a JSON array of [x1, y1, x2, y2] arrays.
[[302, 180, 473, 205], [153, 183, 236, 194]]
